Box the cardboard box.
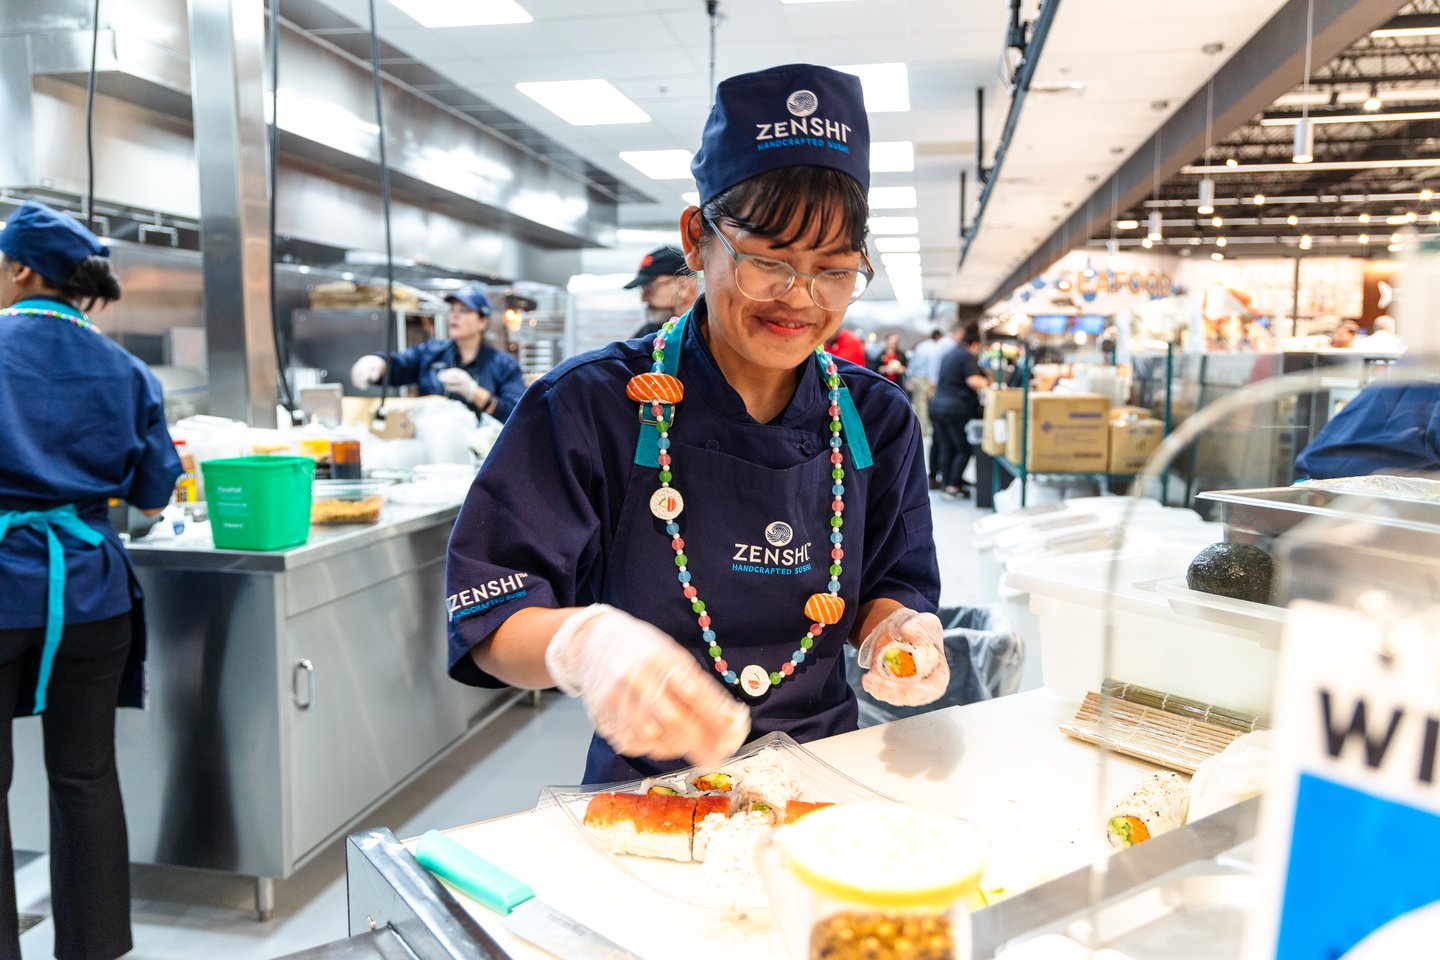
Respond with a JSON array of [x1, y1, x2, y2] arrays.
[[1107, 405, 1154, 423], [982, 388, 1025, 456], [1004, 410, 1022, 464], [1108, 418, 1164, 474], [1026, 393, 1110, 473]]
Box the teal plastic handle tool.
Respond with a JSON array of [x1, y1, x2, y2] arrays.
[[414, 829, 536, 917]]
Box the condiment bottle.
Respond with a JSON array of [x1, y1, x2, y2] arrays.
[[759, 802, 984, 960], [173, 439, 199, 503], [298, 429, 333, 480], [331, 427, 362, 480]]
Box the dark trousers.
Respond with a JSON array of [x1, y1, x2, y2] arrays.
[[0, 614, 133, 960], [931, 410, 974, 489]]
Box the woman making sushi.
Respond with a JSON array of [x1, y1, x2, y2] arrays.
[[0, 201, 181, 958], [446, 64, 945, 783]]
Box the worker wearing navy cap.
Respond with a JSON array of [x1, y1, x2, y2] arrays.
[[348, 284, 527, 421], [446, 65, 944, 784], [0, 200, 182, 958], [626, 245, 698, 340]]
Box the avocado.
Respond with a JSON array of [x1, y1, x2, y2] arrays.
[[1186, 541, 1275, 605]]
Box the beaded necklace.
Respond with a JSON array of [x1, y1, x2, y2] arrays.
[[0, 305, 100, 334], [625, 316, 847, 699]]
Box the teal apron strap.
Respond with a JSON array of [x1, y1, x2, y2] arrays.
[[0, 505, 105, 714], [633, 311, 689, 468], [816, 351, 873, 470]]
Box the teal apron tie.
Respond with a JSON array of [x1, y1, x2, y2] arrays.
[[0, 505, 105, 714], [634, 310, 872, 469]]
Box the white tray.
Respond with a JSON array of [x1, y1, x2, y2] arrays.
[[533, 731, 899, 915], [1154, 577, 1286, 647]]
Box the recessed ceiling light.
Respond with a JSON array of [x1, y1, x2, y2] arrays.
[[1211, 252, 1224, 260], [516, 80, 650, 126], [1116, 219, 1139, 230], [619, 149, 695, 180], [682, 191, 700, 206], [868, 216, 919, 234], [389, 0, 531, 27], [868, 186, 917, 209], [870, 141, 915, 173], [835, 63, 910, 113], [881, 252, 922, 267], [874, 236, 920, 253]]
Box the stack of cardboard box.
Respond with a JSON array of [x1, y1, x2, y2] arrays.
[[980, 389, 1164, 475]]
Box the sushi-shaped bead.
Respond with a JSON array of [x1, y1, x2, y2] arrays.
[[626, 372, 685, 404], [803, 592, 845, 625]]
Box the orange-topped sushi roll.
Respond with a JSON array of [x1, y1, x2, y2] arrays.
[[583, 792, 697, 862]]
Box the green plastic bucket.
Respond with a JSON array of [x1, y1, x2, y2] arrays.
[[200, 456, 313, 550]]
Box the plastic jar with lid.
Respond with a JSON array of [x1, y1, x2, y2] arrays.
[[759, 802, 985, 960], [330, 427, 362, 480]]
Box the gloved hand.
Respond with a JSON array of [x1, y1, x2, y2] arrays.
[[546, 604, 751, 765], [856, 608, 949, 707], [437, 367, 481, 403], [350, 355, 387, 389]]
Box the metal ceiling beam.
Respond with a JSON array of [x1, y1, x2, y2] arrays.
[[969, 0, 1409, 311]]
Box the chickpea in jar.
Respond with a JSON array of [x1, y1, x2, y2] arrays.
[[811, 911, 955, 960]]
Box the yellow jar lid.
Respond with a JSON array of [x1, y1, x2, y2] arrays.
[[776, 802, 984, 909]]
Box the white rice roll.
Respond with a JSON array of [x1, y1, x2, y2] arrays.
[[1105, 771, 1189, 848], [730, 748, 803, 810]]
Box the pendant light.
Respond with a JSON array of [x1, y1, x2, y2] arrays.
[[1147, 117, 1164, 243], [1294, 0, 1316, 163], [1198, 74, 1217, 215]]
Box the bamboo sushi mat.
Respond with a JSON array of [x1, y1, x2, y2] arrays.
[[1060, 692, 1245, 775]]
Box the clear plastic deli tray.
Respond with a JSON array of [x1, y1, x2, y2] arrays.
[[533, 731, 899, 917], [310, 479, 389, 525]]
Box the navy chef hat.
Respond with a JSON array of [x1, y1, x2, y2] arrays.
[[444, 285, 492, 317], [0, 200, 110, 286], [690, 63, 870, 205]]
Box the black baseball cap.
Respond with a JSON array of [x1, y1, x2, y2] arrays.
[[624, 246, 688, 289]]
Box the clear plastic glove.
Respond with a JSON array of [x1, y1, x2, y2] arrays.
[[350, 355, 387, 389], [856, 608, 949, 707], [546, 604, 751, 765], [437, 367, 480, 402]]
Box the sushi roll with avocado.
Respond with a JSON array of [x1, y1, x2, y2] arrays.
[[1106, 771, 1189, 848]]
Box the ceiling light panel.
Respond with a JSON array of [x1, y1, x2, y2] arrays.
[[619, 149, 695, 180], [874, 237, 920, 253], [516, 80, 650, 126], [835, 63, 910, 113], [869, 216, 919, 234], [389, 0, 532, 27], [868, 186, 917, 209], [869, 141, 915, 173]]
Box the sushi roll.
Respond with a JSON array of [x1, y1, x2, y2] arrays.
[[583, 792, 698, 862], [730, 749, 802, 811], [780, 799, 833, 824], [690, 771, 733, 793], [877, 638, 942, 680], [690, 795, 733, 863], [1105, 771, 1189, 848], [640, 774, 688, 796]]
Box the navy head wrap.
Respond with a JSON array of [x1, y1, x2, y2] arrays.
[[0, 201, 110, 285]]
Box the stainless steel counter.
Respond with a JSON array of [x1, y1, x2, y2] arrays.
[[11, 501, 521, 920]]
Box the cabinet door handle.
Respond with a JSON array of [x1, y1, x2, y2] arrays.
[[293, 659, 315, 710]]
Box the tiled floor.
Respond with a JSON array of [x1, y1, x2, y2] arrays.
[[15, 487, 988, 959]]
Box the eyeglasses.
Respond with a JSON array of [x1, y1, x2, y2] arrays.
[[703, 215, 873, 310]]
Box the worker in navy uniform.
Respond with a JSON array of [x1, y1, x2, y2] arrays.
[[348, 285, 527, 422], [446, 65, 946, 784], [0, 201, 181, 959], [1296, 377, 1440, 479], [627, 246, 699, 340]]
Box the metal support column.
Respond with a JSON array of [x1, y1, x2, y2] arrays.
[[187, 0, 277, 425]]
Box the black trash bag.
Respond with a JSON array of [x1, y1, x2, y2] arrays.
[[845, 605, 1023, 728]]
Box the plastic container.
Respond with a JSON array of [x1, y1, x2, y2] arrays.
[[1004, 545, 1280, 715], [310, 479, 389, 525], [199, 456, 313, 550], [759, 802, 984, 960]]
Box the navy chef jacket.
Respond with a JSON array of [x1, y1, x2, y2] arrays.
[[1296, 381, 1440, 480], [446, 302, 940, 783], [374, 339, 526, 422]]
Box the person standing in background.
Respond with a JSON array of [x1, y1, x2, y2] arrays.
[[928, 325, 990, 498], [0, 200, 183, 960], [825, 326, 867, 366], [907, 328, 944, 437], [627, 246, 699, 340], [872, 333, 908, 393], [348, 285, 527, 422]]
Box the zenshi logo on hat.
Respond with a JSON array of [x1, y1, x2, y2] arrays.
[[690, 63, 871, 204]]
